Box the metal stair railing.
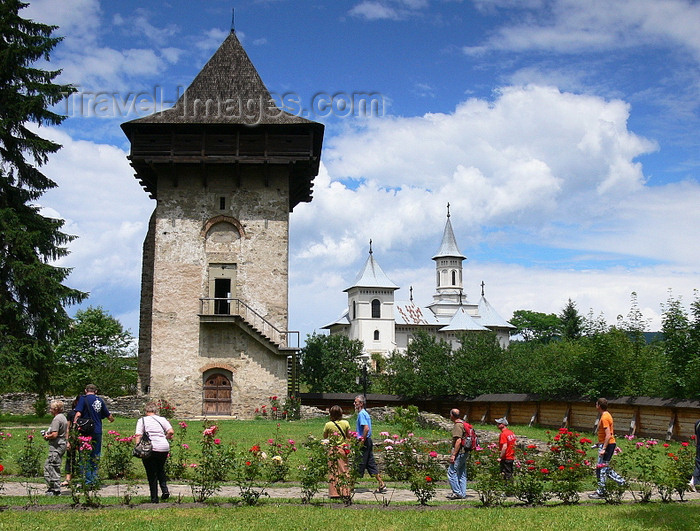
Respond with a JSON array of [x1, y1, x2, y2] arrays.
[[199, 297, 299, 349]]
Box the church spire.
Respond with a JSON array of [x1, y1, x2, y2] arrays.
[[432, 204, 466, 260], [344, 241, 398, 292]]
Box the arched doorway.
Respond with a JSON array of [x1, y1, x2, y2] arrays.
[[203, 372, 232, 415]]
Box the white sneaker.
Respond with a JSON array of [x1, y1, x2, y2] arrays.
[[689, 478, 696, 492]]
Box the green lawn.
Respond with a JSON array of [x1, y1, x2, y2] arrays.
[[0, 503, 699, 530], [0, 415, 452, 480]]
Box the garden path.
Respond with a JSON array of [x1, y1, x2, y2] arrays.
[[3, 481, 699, 504]]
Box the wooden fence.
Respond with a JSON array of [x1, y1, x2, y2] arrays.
[[300, 393, 700, 441]]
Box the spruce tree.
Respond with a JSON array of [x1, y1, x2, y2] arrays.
[[0, 0, 87, 394], [559, 298, 583, 340]]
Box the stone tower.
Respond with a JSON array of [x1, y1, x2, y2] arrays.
[[121, 30, 323, 417]]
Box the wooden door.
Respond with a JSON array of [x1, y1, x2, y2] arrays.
[[203, 373, 231, 415]]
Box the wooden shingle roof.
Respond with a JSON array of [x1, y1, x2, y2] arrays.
[[125, 31, 315, 126]]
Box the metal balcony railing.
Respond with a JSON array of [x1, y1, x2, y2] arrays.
[[199, 297, 299, 349]]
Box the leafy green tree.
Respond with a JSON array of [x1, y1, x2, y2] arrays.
[[0, 1, 86, 394], [385, 332, 453, 398], [452, 331, 506, 397], [299, 333, 363, 393], [53, 306, 136, 396], [506, 340, 585, 398], [559, 298, 583, 340], [510, 309, 561, 343], [582, 309, 610, 336], [574, 328, 634, 399], [661, 292, 700, 398], [686, 292, 700, 398]]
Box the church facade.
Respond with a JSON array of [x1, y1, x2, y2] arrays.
[[323, 208, 514, 358]]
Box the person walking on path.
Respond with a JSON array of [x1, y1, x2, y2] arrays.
[[446, 408, 468, 500], [134, 401, 174, 503], [589, 397, 626, 499], [73, 384, 114, 485], [688, 418, 700, 491], [323, 405, 351, 499], [354, 395, 386, 493], [43, 400, 68, 495], [496, 417, 516, 480]]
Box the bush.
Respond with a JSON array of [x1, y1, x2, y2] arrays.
[[407, 452, 444, 505], [390, 405, 419, 436], [376, 432, 438, 481], [231, 443, 271, 505], [16, 430, 43, 477], [299, 435, 330, 503], [543, 428, 593, 504], [264, 423, 297, 482], [510, 445, 552, 506], [101, 430, 134, 479], [165, 420, 190, 480], [189, 423, 235, 502], [470, 443, 506, 507]]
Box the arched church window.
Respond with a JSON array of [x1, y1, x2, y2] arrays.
[[374, 330, 380, 341], [371, 299, 381, 319], [451, 270, 456, 285], [436, 271, 440, 287], [352, 300, 356, 320]]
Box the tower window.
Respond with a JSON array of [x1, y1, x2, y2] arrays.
[[374, 330, 380, 341], [219, 196, 226, 210], [371, 299, 381, 319], [451, 270, 456, 285], [352, 300, 356, 320]]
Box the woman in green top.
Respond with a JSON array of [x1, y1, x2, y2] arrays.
[[323, 405, 351, 498]]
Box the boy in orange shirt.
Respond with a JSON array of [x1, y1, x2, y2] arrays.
[[589, 398, 626, 499]]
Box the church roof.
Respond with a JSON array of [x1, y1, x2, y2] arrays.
[[394, 301, 441, 325], [432, 214, 466, 260], [321, 309, 350, 329], [441, 306, 489, 331], [477, 296, 516, 329], [344, 250, 399, 292], [124, 31, 315, 126]]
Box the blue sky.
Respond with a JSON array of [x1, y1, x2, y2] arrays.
[[23, 0, 700, 340]]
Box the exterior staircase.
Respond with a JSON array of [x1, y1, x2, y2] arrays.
[[198, 297, 300, 353]]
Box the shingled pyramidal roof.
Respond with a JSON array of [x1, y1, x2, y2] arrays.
[[126, 30, 314, 126]]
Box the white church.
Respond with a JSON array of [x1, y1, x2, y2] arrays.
[[322, 206, 515, 359]]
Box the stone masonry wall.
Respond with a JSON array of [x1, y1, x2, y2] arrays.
[[0, 393, 148, 418], [145, 163, 291, 417]]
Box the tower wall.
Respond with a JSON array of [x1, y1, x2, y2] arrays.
[[145, 164, 289, 416]]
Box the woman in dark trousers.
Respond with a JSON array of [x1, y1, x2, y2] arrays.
[[134, 401, 174, 503]]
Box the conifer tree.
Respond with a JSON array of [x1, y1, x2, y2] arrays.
[[559, 298, 582, 340], [0, 0, 86, 394]]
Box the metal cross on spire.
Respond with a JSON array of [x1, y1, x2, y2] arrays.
[[447, 202, 451, 218], [369, 239, 373, 255], [230, 8, 235, 33], [481, 280, 485, 297]]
